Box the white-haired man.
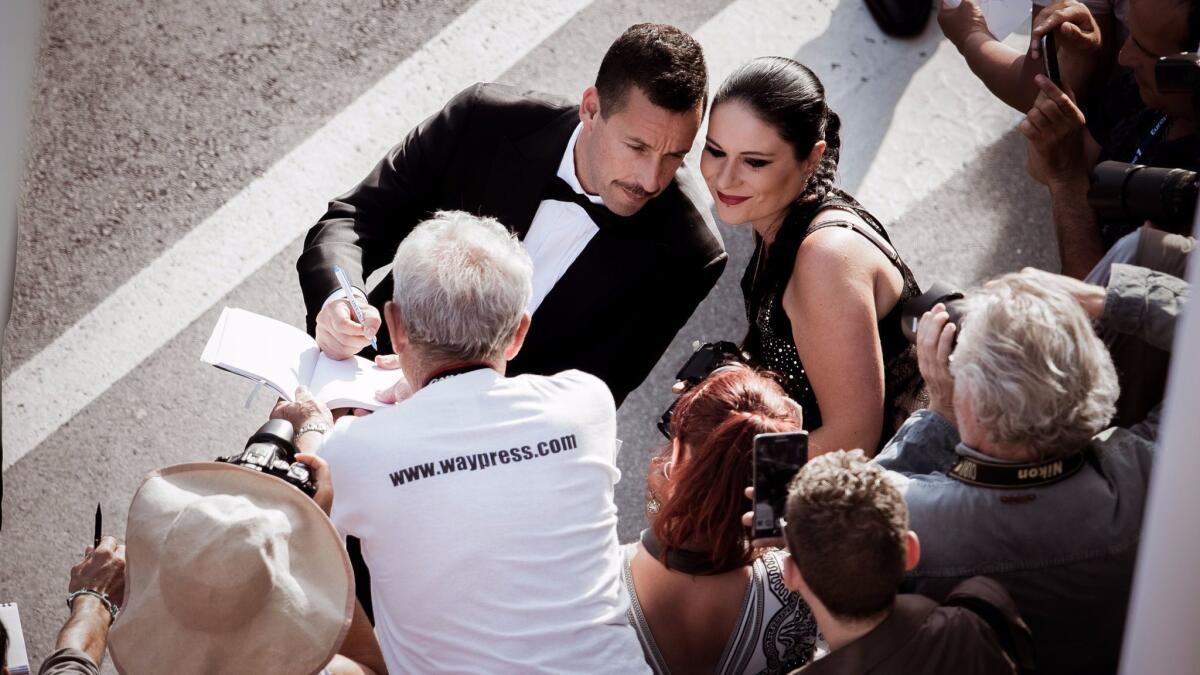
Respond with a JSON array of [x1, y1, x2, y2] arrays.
[[275, 210, 649, 674], [876, 264, 1187, 675]]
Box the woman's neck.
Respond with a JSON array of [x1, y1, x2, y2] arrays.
[[751, 209, 790, 247]]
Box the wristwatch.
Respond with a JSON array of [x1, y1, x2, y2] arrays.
[[297, 420, 331, 437]]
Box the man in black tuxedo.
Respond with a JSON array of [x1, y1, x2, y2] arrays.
[[297, 23, 726, 408]]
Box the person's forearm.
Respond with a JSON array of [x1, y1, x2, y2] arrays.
[[874, 410, 962, 474], [1048, 174, 1107, 278], [808, 422, 881, 459], [957, 32, 1041, 112], [54, 597, 110, 668], [1103, 263, 1190, 351]]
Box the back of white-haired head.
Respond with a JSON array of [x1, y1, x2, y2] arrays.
[[952, 273, 1118, 460], [391, 211, 533, 363]]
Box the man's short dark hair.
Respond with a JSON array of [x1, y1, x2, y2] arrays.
[[595, 23, 707, 116], [784, 450, 908, 620]]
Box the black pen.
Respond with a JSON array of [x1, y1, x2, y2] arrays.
[[94, 503, 102, 548]]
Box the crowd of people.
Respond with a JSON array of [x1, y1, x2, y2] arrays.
[[6, 6, 1195, 674]]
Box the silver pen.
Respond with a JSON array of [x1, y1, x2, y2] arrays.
[[333, 265, 378, 351]]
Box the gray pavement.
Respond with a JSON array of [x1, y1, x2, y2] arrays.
[[1, 0, 1055, 667]]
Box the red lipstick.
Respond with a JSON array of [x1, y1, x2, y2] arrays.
[[717, 191, 749, 206]]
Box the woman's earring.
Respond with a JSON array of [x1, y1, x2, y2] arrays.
[[663, 460, 674, 481], [646, 494, 661, 516]]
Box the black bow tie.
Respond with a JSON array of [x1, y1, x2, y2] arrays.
[[542, 176, 620, 230]]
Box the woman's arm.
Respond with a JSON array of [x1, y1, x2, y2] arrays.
[[781, 221, 902, 457]]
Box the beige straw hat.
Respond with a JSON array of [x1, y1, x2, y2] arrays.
[[109, 462, 354, 675]]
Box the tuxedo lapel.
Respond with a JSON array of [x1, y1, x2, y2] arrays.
[[481, 106, 580, 239]]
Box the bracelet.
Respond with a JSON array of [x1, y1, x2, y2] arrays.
[[67, 589, 120, 624], [297, 420, 331, 437]]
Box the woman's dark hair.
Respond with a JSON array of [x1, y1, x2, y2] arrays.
[[713, 56, 841, 205], [648, 367, 802, 572]]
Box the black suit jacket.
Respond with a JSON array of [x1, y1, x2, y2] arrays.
[[297, 82, 727, 406]]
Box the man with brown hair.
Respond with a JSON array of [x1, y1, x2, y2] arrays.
[[781, 450, 1032, 674], [298, 22, 725, 409]]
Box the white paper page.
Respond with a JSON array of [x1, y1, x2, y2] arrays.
[[982, 0, 1030, 40], [309, 353, 404, 410], [0, 603, 31, 674], [941, 0, 1030, 41], [199, 307, 320, 401]]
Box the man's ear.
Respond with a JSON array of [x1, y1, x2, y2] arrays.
[[782, 552, 805, 593], [904, 530, 921, 572], [579, 86, 601, 127], [503, 313, 532, 361], [385, 301, 409, 355]]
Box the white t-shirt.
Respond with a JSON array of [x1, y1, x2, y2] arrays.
[[323, 368, 649, 675]]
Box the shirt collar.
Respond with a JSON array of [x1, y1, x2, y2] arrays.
[[556, 124, 605, 206], [955, 443, 1023, 465]]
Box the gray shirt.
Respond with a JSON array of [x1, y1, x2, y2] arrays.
[[875, 264, 1187, 675], [37, 648, 99, 675]]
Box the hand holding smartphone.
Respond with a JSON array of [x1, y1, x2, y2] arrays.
[[751, 431, 809, 540], [1040, 32, 1061, 86]]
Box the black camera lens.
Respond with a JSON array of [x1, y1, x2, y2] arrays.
[[901, 282, 965, 345], [1089, 161, 1199, 234]]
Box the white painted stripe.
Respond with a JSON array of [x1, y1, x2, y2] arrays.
[[1, 0, 593, 471]]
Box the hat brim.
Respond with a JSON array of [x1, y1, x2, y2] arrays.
[[110, 463, 354, 675]]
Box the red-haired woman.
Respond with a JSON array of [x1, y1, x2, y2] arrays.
[[622, 367, 819, 674]]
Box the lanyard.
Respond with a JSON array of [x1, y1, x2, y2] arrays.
[[1130, 114, 1169, 165]]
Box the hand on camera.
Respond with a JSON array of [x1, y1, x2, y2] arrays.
[[916, 303, 958, 427], [294, 452, 334, 516], [1030, 0, 1102, 59], [315, 295, 381, 361], [1020, 75, 1088, 185], [70, 537, 127, 607]]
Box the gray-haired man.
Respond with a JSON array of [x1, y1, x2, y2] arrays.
[[276, 210, 649, 674]]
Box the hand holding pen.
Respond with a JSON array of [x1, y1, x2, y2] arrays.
[[313, 266, 383, 360]]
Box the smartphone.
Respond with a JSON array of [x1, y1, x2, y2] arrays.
[[1040, 32, 1061, 86], [752, 431, 809, 540]]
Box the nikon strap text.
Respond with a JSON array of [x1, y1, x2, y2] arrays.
[[948, 451, 1088, 489]]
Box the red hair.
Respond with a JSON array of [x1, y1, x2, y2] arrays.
[[649, 367, 802, 571]]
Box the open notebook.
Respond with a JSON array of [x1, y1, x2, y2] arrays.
[[201, 307, 403, 410]]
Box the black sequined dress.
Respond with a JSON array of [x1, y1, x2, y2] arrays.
[[740, 190, 923, 450]]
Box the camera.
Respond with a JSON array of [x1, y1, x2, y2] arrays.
[[217, 419, 317, 497], [1085, 54, 1200, 234], [1088, 161, 1198, 235], [657, 341, 749, 438], [1155, 52, 1200, 118], [901, 281, 965, 345]]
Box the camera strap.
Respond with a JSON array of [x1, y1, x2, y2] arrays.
[[947, 450, 1089, 489], [1131, 113, 1169, 165]]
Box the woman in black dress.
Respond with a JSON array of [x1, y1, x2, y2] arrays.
[[701, 57, 922, 456]]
